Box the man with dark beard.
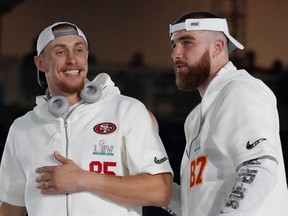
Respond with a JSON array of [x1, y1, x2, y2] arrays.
[[0, 22, 173, 216], [164, 11, 288, 216]]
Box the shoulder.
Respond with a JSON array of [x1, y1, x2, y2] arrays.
[[216, 69, 276, 103], [112, 93, 147, 108], [105, 93, 149, 118]]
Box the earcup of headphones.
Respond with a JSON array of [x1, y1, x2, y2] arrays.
[[80, 81, 102, 103], [47, 95, 69, 118], [46, 81, 102, 118]]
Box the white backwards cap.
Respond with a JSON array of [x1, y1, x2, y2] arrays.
[[169, 18, 244, 52], [36, 22, 88, 55]]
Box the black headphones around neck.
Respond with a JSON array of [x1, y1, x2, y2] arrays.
[[46, 81, 102, 118]]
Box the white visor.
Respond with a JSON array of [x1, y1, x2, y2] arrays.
[[169, 18, 244, 52]]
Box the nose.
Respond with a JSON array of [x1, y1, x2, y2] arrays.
[[171, 45, 182, 61], [66, 51, 77, 65]]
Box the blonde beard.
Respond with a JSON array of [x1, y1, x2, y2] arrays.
[[59, 79, 85, 94]]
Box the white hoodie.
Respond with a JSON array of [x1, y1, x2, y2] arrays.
[[0, 73, 173, 216]]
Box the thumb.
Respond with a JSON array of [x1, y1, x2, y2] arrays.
[[54, 151, 69, 164]]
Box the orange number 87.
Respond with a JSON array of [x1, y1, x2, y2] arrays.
[[190, 155, 207, 188]]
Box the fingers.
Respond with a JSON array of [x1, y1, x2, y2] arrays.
[[36, 179, 50, 189], [41, 187, 57, 195], [35, 163, 55, 192], [34, 152, 78, 195], [35, 180, 57, 195], [35, 175, 58, 195], [35, 173, 51, 191], [35, 166, 53, 173], [35, 173, 50, 182]]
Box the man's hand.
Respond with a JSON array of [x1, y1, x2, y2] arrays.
[[35, 151, 84, 195]]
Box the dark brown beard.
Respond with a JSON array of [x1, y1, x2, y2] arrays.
[[175, 50, 210, 91]]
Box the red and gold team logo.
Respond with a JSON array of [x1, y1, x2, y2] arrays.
[[94, 122, 117, 134]]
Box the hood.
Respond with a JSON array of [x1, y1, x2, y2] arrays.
[[33, 73, 120, 121]]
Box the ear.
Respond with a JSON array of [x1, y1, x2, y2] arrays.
[[213, 38, 225, 56], [34, 56, 47, 72]]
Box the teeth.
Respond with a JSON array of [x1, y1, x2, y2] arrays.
[[65, 70, 79, 75]]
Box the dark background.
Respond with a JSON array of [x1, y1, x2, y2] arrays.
[[0, 0, 288, 215]]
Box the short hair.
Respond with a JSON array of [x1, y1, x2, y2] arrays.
[[51, 23, 77, 34], [173, 11, 220, 24]]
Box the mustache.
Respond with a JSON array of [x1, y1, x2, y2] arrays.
[[174, 60, 187, 67], [174, 59, 186, 65], [174, 60, 187, 71]]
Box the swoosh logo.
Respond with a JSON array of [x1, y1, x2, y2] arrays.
[[154, 157, 168, 164], [246, 138, 267, 150]]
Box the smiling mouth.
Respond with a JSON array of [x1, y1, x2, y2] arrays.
[[64, 69, 80, 75]]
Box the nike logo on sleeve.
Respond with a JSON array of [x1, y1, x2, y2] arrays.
[[154, 157, 168, 164], [246, 138, 267, 150]]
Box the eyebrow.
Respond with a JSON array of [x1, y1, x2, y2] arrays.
[[52, 41, 87, 49], [170, 35, 196, 46]]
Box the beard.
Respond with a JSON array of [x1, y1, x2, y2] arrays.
[[58, 79, 85, 94], [175, 49, 210, 91]]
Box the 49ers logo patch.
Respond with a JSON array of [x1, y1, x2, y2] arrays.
[[94, 122, 117, 134]]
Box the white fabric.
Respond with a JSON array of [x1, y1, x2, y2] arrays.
[[218, 157, 278, 215], [164, 182, 182, 216], [169, 18, 244, 52], [167, 62, 288, 216], [0, 73, 173, 216]]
